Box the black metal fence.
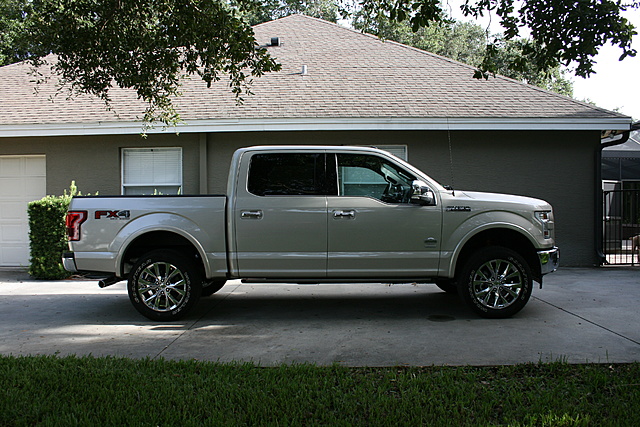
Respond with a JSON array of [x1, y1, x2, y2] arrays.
[[602, 187, 640, 265]]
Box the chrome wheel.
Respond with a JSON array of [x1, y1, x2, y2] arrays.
[[471, 259, 523, 310], [136, 262, 188, 312], [460, 246, 533, 318], [128, 250, 202, 321]]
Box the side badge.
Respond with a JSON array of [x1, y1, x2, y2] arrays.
[[446, 206, 471, 212], [95, 210, 131, 220]]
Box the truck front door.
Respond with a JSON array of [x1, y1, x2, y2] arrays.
[[233, 152, 329, 278], [327, 153, 442, 278]]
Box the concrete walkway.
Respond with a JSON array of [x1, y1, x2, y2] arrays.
[[1, 267, 638, 366]]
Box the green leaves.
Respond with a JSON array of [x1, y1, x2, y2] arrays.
[[235, 0, 340, 25], [354, 0, 638, 82], [0, 0, 32, 66], [519, 0, 637, 77], [28, 194, 72, 280], [27, 181, 91, 280], [13, 0, 281, 126]]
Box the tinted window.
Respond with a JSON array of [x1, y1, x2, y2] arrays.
[[248, 153, 327, 196]]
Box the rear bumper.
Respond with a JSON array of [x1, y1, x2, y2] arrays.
[[62, 252, 78, 273], [538, 247, 559, 275]]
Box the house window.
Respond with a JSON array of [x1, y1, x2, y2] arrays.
[[122, 148, 182, 195]]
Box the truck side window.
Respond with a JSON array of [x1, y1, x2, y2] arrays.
[[336, 154, 415, 203], [248, 153, 328, 196]]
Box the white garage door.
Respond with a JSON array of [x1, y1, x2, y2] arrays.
[[0, 156, 46, 267]]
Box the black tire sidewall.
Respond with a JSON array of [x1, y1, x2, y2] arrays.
[[127, 250, 202, 321], [460, 246, 533, 319]]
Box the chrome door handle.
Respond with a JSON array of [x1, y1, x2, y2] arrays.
[[241, 210, 263, 219], [333, 210, 356, 219]]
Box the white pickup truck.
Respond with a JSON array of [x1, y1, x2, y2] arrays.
[[64, 145, 558, 321]]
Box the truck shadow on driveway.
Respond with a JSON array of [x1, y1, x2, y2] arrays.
[[195, 285, 479, 324], [2, 284, 481, 327]]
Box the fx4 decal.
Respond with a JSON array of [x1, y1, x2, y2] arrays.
[[95, 210, 131, 220]]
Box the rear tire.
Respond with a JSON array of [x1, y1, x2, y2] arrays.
[[459, 246, 532, 318], [127, 250, 202, 321]]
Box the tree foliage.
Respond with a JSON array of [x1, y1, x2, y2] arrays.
[[353, 0, 637, 81], [6, 0, 281, 125], [0, 0, 29, 66], [237, 0, 339, 25]]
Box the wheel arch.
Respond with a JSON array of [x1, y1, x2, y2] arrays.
[[450, 227, 541, 283], [117, 229, 208, 278]]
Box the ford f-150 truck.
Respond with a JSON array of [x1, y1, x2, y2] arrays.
[[63, 145, 559, 321]]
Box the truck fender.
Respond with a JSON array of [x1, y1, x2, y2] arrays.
[[110, 213, 219, 278], [444, 212, 540, 278]]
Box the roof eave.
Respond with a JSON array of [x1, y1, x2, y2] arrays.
[[0, 116, 632, 138]]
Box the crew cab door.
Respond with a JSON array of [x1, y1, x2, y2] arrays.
[[233, 152, 329, 278], [327, 153, 442, 277]]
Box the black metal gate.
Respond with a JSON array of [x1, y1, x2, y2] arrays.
[[602, 186, 640, 265]]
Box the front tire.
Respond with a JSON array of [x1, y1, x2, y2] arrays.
[[128, 250, 202, 321], [459, 246, 532, 318]]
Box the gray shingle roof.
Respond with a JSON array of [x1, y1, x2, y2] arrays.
[[0, 14, 630, 134]]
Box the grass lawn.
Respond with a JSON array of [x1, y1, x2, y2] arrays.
[[1, 355, 639, 426]]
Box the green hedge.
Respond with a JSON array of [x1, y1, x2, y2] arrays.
[[28, 195, 72, 279], [27, 182, 89, 280]]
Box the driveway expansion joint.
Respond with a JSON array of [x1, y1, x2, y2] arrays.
[[533, 296, 640, 347]]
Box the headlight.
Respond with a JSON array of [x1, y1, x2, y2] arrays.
[[534, 211, 553, 239], [535, 211, 550, 222]]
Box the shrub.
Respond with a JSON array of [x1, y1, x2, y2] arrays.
[[27, 182, 88, 280]]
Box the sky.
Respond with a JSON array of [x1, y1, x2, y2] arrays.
[[447, 3, 640, 120]]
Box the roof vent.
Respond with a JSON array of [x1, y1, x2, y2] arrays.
[[270, 37, 281, 46]]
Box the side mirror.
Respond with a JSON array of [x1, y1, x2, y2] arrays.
[[410, 180, 436, 206]]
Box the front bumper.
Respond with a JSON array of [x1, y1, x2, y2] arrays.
[[538, 247, 559, 275]]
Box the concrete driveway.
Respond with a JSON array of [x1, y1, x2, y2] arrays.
[[1, 267, 639, 366]]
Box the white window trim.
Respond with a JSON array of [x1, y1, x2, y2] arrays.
[[121, 147, 183, 195]]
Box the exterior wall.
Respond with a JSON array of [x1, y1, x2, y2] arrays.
[[0, 129, 600, 266], [0, 133, 201, 195]]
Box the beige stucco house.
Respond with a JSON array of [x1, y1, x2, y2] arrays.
[[0, 15, 632, 267]]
